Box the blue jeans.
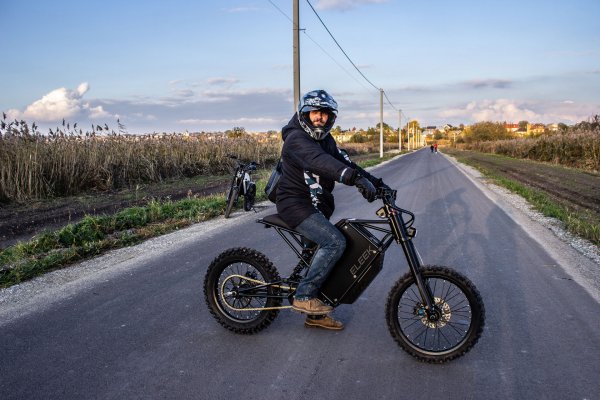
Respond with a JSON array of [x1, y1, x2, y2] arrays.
[[294, 212, 346, 300]]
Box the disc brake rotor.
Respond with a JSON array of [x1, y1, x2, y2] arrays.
[[417, 297, 452, 328]]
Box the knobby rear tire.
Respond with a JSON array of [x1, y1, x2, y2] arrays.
[[204, 247, 282, 334], [385, 265, 485, 363], [243, 193, 255, 212]]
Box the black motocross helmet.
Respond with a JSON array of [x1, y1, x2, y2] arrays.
[[297, 89, 338, 141]]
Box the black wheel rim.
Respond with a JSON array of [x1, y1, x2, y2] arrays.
[[396, 277, 473, 354], [215, 261, 269, 322]]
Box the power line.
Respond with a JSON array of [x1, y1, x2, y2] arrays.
[[383, 91, 398, 111], [265, 0, 373, 93], [304, 0, 379, 91], [266, 0, 292, 23], [267, 0, 406, 119]]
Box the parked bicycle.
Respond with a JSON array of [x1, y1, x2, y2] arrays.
[[224, 155, 258, 218], [205, 187, 485, 363]]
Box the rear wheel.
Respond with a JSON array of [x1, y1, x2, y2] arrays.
[[385, 266, 485, 363], [204, 248, 282, 334], [243, 182, 256, 211]]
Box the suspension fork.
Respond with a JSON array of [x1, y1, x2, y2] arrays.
[[387, 206, 435, 310]]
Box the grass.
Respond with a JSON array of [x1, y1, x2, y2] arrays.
[[450, 151, 600, 246], [0, 153, 395, 288]]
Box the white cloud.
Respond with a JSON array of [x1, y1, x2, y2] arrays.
[[439, 99, 593, 124], [84, 104, 110, 119], [178, 117, 281, 125], [19, 82, 89, 121], [315, 0, 386, 11], [5, 82, 118, 123], [440, 99, 538, 122], [206, 77, 240, 86]]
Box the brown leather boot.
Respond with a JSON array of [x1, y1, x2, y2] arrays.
[[292, 298, 333, 315], [305, 315, 344, 330]]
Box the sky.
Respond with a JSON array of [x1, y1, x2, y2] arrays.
[[1, 0, 599, 134]]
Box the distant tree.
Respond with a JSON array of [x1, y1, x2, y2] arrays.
[[350, 133, 367, 143], [375, 122, 393, 132], [557, 122, 569, 132], [573, 114, 600, 131], [464, 121, 512, 143], [227, 126, 246, 138], [518, 120, 529, 130]]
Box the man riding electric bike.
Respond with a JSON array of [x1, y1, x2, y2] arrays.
[[276, 89, 389, 330]]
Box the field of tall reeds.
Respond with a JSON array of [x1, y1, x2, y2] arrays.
[[457, 129, 600, 172], [0, 119, 281, 203]]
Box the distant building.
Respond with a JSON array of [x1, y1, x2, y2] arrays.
[[528, 123, 545, 135], [423, 126, 437, 136]]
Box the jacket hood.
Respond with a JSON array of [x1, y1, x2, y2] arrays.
[[281, 113, 304, 141]]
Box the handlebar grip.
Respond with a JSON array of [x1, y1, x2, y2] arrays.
[[376, 187, 397, 200]]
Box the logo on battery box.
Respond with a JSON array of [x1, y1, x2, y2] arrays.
[[350, 247, 374, 276]]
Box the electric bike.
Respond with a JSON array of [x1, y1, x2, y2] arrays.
[[205, 187, 485, 363], [224, 155, 258, 218]]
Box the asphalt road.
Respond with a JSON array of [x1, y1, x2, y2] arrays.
[[1, 149, 599, 400]]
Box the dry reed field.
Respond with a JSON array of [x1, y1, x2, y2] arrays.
[[458, 129, 600, 172], [0, 119, 281, 203]]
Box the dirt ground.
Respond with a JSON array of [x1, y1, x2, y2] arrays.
[[2, 150, 598, 250], [0, 176, 232, 249], [444, 148, 600, 219]]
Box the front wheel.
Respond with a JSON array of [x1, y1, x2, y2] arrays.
[[385, 266, 485, 363], [224, 184, 239, 218], [204, 248, 282, 334]]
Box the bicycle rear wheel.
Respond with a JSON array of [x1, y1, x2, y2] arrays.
[[243, 182, 256, 211], [204, 247, 282, 334]]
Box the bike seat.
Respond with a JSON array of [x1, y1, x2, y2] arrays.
[[259, 214, 294, 231]]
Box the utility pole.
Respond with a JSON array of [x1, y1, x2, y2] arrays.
[[398, 110, 402, 151], [293, 0, 301, 112], [406, 121, 409, 151], [379, 89, 384, 158]]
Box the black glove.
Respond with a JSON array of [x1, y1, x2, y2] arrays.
[[354, 175, 376, 202], [373, 177, 390, 190]]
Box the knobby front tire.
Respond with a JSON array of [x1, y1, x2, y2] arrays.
[[224, 185, 239, 218], [385, 266, 485, 363], [204, 247, 282, 334]]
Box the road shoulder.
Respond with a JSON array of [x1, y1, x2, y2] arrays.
[[444, 153, 600, 303]]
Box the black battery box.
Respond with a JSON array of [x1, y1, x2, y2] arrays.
[[319, 219, 384, 306]]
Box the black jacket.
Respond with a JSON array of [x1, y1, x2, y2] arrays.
[[276, 114, 379, 228]]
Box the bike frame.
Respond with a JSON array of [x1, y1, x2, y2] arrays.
[[228, 158, 257, 198], [256, 189, 436, 310]]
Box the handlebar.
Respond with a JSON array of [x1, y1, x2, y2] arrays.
[[376, 187, 397, 202], [227, 155, 258, 171], [375, 187, 415, 228]]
